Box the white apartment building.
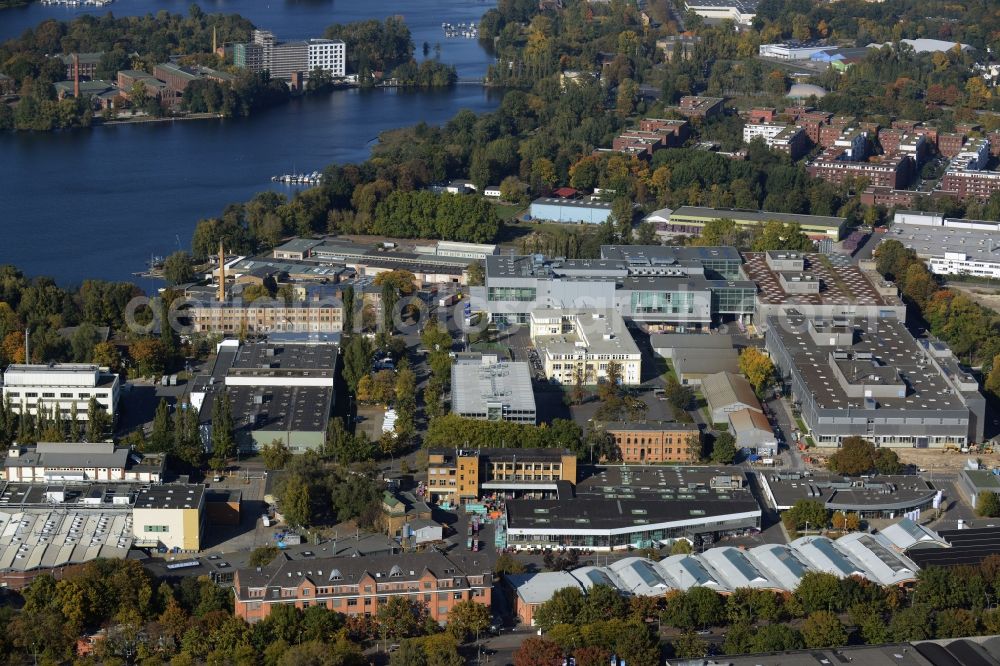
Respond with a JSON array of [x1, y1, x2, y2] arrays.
[[743, 123, 786, 143], [1, 364, 119, 422], [308, 39, 346, 77], [529, 309, 642, 386]]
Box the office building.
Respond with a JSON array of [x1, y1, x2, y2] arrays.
[[132, 484, 205, 552], [760, 472, 937, 519], [530, 309, 642, 385], [451, 355, 536, 424], [473, 245, 756, 329], [307, 39, 346, 77], [192, 340, 338, 453], [742, 251, 906, 322], [603, 422, 701, 463], [765, 314, 986, 447], [3, 443, 164, 484], [958, 469, 1000, 506], [233, 551, 492, 624], [758, 43, 833, 60], [504, 465, 760, 551], [426, 448, 577, 504], [1, 364, 120, 424], [889, 211, 1000, 279], [668, 206, 847, 240]]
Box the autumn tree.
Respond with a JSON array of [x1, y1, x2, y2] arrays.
[[738, 347, 775, 397]]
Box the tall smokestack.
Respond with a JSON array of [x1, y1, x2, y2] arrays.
[[218, 241, 226, 302], [73, 54, 80, 98], [213, 26, 217, 54], [24, 329, 29, 364]]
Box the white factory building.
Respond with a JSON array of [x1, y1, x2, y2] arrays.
[[1, 363, 120, 423], [890, 211, 1000, 279]]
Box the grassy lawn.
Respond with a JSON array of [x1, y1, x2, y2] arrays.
[[493, 203, 526, 221]]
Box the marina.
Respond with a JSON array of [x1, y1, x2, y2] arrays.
[[442, 21, 479, 38], [271, 171, 323, 185]]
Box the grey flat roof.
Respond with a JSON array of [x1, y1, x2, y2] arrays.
[[531, 197, 613, 210], [962, 469, 1000, 490], [201, 384, 334, 434], [232, 342, 338, 374], [450, 361, 536, 416], [769, 313, 968, 412], [134, 484, 204, 510], [650, 334, 735, 351], [890, 222, 1000, 263], [274, 238, 324, 253], [765, 472, 936, 511], [576, 464, 749, 499], [4, 443, 129, 470], [0, 509, 133, 573], [603, 421, 699, 432]]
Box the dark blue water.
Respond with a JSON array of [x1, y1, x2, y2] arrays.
[[0, 0, 500, 285]]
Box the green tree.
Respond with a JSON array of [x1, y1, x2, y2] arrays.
[[494, 552, 527, 575], [248, 545, 280, 567], [801, 611, 846, 648], [209, 392, 235, 469], [796, 572, 843, 614], [889, 604, 933, 641], [150, 398, 173, 453], [466, 261, 486, 287], [376, 596, 429, 641], [710, 432, 737, 464], [85, 396, 110, 442], [976, 491, 1000, 517], [163, 251, 196, 286], [785, 499, 829, 533], [670, 539, 693, 555], [281, 474, 312, 528], [446, 599, 490, 642], [534, 586, 585, 632], [261, 439, 292, 470], [343, 335, 373, 394]]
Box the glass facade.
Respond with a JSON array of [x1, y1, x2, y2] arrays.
[[631, 290, 695, 315], [711, 286, 756, 314], [488, 287, 536, 302]]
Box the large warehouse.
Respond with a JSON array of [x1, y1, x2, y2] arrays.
[[765, 313, 986, 447], [504, 466, 761, 551], [510, 518, 927, 624]]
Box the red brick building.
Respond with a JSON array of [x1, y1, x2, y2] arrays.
[[676, 96, 724, 119], [940, 170, 1000, 200], [604, 421, 701, 463], [807, 150, 913, 189], [748, 107, 776, 123], [938, 132, 966, 157], [233, 552, 493, 624], [860, 186, 918, 208], [613, 119, 690, 157]]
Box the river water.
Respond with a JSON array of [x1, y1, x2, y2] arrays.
[[0, 0, 500, 284]]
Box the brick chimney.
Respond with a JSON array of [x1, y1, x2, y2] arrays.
[[217, 241, 226, 302], [73, 54, 80, 98]]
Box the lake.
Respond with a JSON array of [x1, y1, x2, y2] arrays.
[[0, 0, 500, 285]]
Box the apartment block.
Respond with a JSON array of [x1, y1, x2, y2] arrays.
[[939, 138, 1000, 200], [234, 552, 492, 624], [676, 95, 724, 119], [530, 309, 642, 385]]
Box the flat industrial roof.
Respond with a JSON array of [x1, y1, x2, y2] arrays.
[[532, 309, 641, 357], [762, 472, 936, 511], [450, 361, 536, 416], [531, 197, 613, 210], [767, 313, 968, 413], [889, 222, 1000, 264], [134, 484, 204, 510], [671, 206, 845, 230]]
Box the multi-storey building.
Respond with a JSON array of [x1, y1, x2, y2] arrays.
[[668, 206, 847, 240], [233, 552, 493, 624], [807, 148, 913, 189], [270, 41, 309, 80], [937, 132, 966, 158], [612, 119, 690, 157], [425, 448, 577, 503], [765, 314, 986, 448], [1, 364, 119, 423], [473, 245, 756, 330], [939, 138, 1000, 200], [530, 309, 642, 385], [451, 355, 536, 424], [603, 422, 701, 463], [188, 300, 343, 335], [743, 123, 807, 159], [307, 39, 346, 77], [59, 52, 102, 79], [192, 340, 337, 454], [676, 95, 724, 118]]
